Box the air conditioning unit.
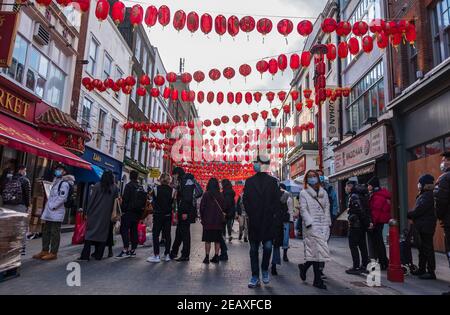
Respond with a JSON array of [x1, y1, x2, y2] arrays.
[[33, 23, 50, 46], [416, 70, 424, 79]]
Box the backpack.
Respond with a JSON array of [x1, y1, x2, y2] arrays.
[[58, 181, 75, 209], [130, 185, 147, 214], [180, 176, 203, 208], [1, 177, 23, 205]]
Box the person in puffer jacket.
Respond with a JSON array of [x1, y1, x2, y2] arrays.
[[408, 174, 437, 280], [367, 177, 391, 270]]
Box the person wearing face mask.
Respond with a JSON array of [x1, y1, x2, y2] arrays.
[[1, 165, 31, 255], [297, 170, 331, 290], [33, 164, 74, 261], [407, 174, 437, 280], [243, 155, 281, 288], [434, 153, 450, 288]]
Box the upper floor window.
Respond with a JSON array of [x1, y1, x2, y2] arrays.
[[103, 52, 112, 80], [81, 97, 92, 129], [109, 119, 118, 155], [96, 109, 107, 149], [87, 37, 99, 75], [114, 66, 124, 100], [45, 64, 65, 109], [5, 34, 27, 83], [431, 0, 450, 65], [135, 35, 141, 62], [27, 46, 49, 98]]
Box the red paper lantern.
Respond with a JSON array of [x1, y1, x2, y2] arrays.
[[277, 19, 294, 43], [193, 71, 205, 84], [111, 1, 125, 25], [163, 87, 171, 99], [278, 54, 288, 73], [56, 0, 71, 6], [268, 58, 278, 77], [228, 15, 240, 38], [348, 37, 360, 55], [166, 72, 177, 83], [266, 92, 275, 103], [342, 87, 351, 98], [154, 74, 165, 86], [298, 20, 313, 36], [227, 92, 235, 104], [187, 12, 200, 33], [215, 15, 227, 36], [301, 51, 311, 68], [336, 21, 352, 37], [290, 54, 300, 71], [217, 92, 224, 104], [278, 91, 287, 102], [74, 0, 90, 12], [235, 92, 243, 105], [283, 105, 290, 114], [405, 23, 416, 45], [197, 91, 205, 103], [251, 112, 259, 122], [130, 5, 144, 28], [291, 90, 299, 101], [150, 88, 160, 98], [261, 110, 269, 121], [207, 92, 215, 104], [201, 13, 213, 35], [303, 89, 312, 99], [239, 64, 252, 81], [223, 67, 235, 80], [327, 43, 337, 61], [353, 21, 368, 37], [316, 62, 326, 75], [338, 41, 349, 59], [181, 72, 192, 84], [245, 92, 253, 105], [144, 5, 158, 28], [316, 75, 326, 89], [306, 99, 314, 109], [369, 19, 386, 35], [204, 119, 212, 127], [385, 21, 399, 36], [257, 18, 273, 41], [125, 76, 136, 86], [95, 0, 110, 22], [140, 74, 150, 86], [362, 35, 374, 53], [209, 69, 221, 81], [377, 31, 389, 49], [221, 116, 229, 124], [321, 18, 337, 34], [181, 90, 189, 102], [256, 60, 269, 78], [171, 89, 178, 101], [173, 10, 187, 32], [158, 5, 171, 27], [240, 16, 256, 40], [213, 119, 221, 127], [391, 32, 402, 48], [253, 92, 262, 103], [232, 115, 241, 124], [82, 77, 91, 87], [271, 108, 280, 118], [296, 102, 303, 112]]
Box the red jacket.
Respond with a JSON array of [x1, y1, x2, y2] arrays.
[[369, 188, 392, 224]]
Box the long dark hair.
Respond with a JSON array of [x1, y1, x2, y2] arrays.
[[100, 170, 115, 194], [206, 178, 221, 199], [221, 178, 233, 192]]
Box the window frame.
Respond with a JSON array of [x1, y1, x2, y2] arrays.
[[87, 36, 99, 76]]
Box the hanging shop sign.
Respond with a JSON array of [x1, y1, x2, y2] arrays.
[[0, 12, 20, 68], [290, 155, 306, 178], [326, 98, 340, 138], [149, 168, 161, 179], [334, 125, 387, 173]]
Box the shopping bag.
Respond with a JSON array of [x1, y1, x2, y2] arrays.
[[138, 223, 146, 245], [111, 198, 122, 222], [289, 222, 295, 239], [72, 214, 86, 245], [113, 220, 121, 235]]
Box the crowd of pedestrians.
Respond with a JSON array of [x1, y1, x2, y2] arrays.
[[1, 151, 450, 294]]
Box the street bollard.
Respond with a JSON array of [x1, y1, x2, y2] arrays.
[[387, 219, 404, 282]]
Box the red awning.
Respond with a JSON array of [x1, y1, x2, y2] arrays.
[[0, 113, 91, 170]]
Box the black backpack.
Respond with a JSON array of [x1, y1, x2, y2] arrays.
[[355, 184, 371, 228], [130, 185, 148, 213], [58, 181, 75, 209], [180, 176, 203, 208]]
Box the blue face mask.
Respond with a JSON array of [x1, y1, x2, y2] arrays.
[[319, 175, 325, 183], [54, 170, 63, 178], [253, 163, 261, 173], [307, 177, 319, 186]]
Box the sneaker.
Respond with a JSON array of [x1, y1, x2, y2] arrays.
[[129, 250, 136, 258], [248, 276, 261, 288], [298, 263, 307, 281], [345, 268, 361, 275], [210, 255, 220, 264], [359, 267, 369, 275], [262, 271, 270, 284], [164, 254, 171, 262], [115, 250, 130, 259], [146, 255, 161, 263], [313, 281, 327, 290], [419, 272, 436, 280], [169, 253, 177, 260]]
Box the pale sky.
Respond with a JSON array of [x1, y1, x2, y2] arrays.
[[123, 0, 325, 138]]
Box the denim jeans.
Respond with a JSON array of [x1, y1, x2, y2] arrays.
[[249, 240, 273, 277], [271, 246, 281, 265], [283, 222, 290, 249]]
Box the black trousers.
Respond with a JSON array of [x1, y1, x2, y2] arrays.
[[444, 223, 450, 267], [349, 228, 369, 269], [153, 214, 172, 256], [303, 261, 323, 285], [120, 212, 139, 250], [367, 223, 388, 266], [80, 240, 106, 260], [171, 222, 191, 258], [417, 231, 436, 273], [106, 222, 114, 249]]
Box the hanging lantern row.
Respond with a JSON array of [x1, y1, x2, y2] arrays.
[[90, 1, 417, 45]]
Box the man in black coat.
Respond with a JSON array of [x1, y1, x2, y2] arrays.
[[243, 156, 281, 288], [408, 174, 436, 279], [434, 152, 450, 294]]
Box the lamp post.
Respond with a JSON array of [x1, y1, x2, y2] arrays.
[[310, 43, 328, 172]]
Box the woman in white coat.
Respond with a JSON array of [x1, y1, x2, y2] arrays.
[[298, 170, 331, 290]]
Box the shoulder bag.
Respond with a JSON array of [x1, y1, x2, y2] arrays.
[[211, 195, 226, 223]]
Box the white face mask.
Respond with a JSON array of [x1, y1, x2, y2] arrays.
[[441, 162, 448, 172]]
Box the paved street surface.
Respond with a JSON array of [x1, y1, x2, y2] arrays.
[[1, 222, 449, 295]]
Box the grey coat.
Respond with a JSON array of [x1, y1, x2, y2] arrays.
[[85, 183, 119, 242]]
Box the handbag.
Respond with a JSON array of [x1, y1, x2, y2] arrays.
[[111, 198, 122, 222], [211, 195, 226, 223], [113, 220, 121, 235], [72, 212, 86, 245]]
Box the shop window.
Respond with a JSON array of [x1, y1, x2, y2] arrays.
[[425, 140, 444, 156], [5, 34, 27, 83]]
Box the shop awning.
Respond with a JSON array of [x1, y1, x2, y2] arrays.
[[0, 113, 91, 170], [74, 164, 104, 183], [329, 160, 376, 182]]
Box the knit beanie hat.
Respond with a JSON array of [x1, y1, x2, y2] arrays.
[[367, 176, 380, 188]]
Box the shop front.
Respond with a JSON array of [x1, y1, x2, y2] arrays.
[[0, 76, 91, 231], [287, 142, 320, 183], [389, 59, 450, 252]]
